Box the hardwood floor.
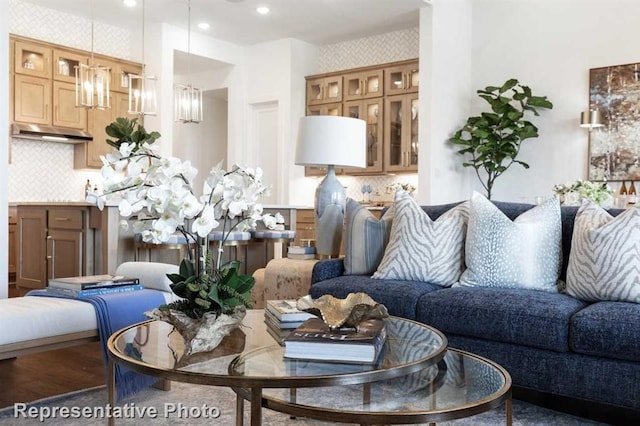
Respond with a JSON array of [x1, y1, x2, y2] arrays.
[[0, 342, 106, 408]]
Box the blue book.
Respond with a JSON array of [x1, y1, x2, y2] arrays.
[[45, 284, 144, 298], [287, 246, 316, 254]]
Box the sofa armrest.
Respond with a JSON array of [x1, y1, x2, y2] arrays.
[[311, 259, 345, 285]]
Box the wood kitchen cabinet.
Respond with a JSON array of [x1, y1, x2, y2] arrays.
[[14, 40, 52, 79], [53, 81, 87, 129], [343, 69, 383, 101], [343, 98, 384, 174], [53, 49, 88, 83], [74, 92, 136, 169], [13, 74, 51, 125], [16, 206, 87, 291], [304, 59, 419, 176], [8, 207, 17, 282], [295, 208, 316, 246], [306, 75, 342, 105], [384, 93, 419, 172], [384, 61, 419, 95]]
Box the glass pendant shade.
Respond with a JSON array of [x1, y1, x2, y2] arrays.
[[75, 63, 111, 109], [129, 73, 158, 115], [174, 84, 203, 123], [174, 0, 203, 123]]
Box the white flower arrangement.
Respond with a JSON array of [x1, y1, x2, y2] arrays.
[[92, 138, 279, 269], [552, 179, 614, 207], [387, 182, 416, 193]]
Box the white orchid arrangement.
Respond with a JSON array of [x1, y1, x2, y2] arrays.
[[92, 134, 280, 270], [552, 179, 614, 207]]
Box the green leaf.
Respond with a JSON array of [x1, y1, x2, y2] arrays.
[[236, 275, 255, 294], [499, 79, 518, 93]]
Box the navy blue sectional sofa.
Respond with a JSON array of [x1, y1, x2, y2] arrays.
[[309, 201, 640, 413]]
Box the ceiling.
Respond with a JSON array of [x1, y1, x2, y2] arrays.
[[22, 0, 428, 46]]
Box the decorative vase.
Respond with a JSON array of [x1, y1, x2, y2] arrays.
[[144, 306, 246, 357]]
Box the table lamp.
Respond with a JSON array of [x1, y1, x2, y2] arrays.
[[295, 116, 366, 258]]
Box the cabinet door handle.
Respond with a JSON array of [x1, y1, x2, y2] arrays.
[[55, 217, 70, 221], [361, 79, 365, 95]]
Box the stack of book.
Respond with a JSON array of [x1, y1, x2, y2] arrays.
[[46, 275, 142, 298], [287, 245, 316, 260], [264, 299, 316, 345], [283, 318, 387, 364]]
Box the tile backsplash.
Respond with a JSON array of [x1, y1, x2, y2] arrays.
[[8, 139, 101, 202], [317, 27, 419, 73]]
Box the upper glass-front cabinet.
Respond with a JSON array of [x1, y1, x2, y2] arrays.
[[14, 41, 52, 79], [385, 61, 419, 96], [306, 76, 342, 105], [53, 49, 88, 84], [343, 99, 383, 174], [385, 93, 418, 173], [343, 69, 384, 101]]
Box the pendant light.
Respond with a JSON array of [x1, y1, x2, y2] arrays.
[[75, 0, 111, 109], [128, 0, 158, 115], [174, 0, 203, 123]]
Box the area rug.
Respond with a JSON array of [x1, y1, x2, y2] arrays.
[[0, 382, 606, 425]]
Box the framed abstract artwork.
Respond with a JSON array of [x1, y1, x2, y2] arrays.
[[588, 63, 640, 181]]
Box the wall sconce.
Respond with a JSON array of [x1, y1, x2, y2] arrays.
[[580, 109, 603, 130]]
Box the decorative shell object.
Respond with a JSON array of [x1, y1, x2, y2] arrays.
[[297, 293, 389, 329], [145, 306, 246, 357]]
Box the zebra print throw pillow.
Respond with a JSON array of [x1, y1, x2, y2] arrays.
[[455, 192, 562, 292], [566, 200, 640, 303], [372, 191, 469, 286], [344, 198, 394, 275]]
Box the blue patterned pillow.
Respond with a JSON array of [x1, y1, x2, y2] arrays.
[[455, 192, 562, 292], [566, 200, 640, 302], [372, 191, 469, 286], [344, 198, 394, 275]]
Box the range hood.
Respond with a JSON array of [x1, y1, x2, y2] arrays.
[[11, 123, 93, 143]]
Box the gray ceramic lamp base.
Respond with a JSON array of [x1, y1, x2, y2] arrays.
[[314, 166, 346, 257]]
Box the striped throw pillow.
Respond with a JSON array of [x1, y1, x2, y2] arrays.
[[344, 198, 394, 275], [566, 200, 640, 303], [372, 191, 469, 286]]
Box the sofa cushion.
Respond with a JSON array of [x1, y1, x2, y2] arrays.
[[566, 201, 640, 303], [570, 301, 640, 362], [344, 198, 394, 275], [416, 287, 588, 352], [456, 192, 562, 292], [373, 191, 468, 287], [310, 275, 441, 320]]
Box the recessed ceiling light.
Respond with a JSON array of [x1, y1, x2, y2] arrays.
[[198, 22, 210, 30], [256, 6, 270, 15], [123, 0, 137, 7]]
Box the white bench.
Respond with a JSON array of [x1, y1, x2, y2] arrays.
[[0, 262, 179, 360]]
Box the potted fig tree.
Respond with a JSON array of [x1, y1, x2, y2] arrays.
[[449, 79, 553, 199]]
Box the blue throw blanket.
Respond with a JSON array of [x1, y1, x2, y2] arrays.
[[29, 289, 166, 401]]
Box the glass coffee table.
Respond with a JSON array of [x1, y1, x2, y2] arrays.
[[236, 348, 512, 425], [107, 309, 447, 426]]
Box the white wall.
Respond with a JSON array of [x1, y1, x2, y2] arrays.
[[173, 92, 228, 195], [469, 0, 640, 202], [418, 0, 473, 205]]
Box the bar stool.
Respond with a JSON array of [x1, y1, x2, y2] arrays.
[[208, 231, 252, 270], [133, 232, 191, 262], [251, 229, 297, 261]]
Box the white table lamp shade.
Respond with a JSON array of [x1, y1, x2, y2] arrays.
[[295, 116, 366, 168]]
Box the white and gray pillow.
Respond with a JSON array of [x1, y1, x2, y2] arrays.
[[566, 200, 640, 303], [344, 198, 394, 275], [372, 191, 469, 286], [455, 192, 562, 292]]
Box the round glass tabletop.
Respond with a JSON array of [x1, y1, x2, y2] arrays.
[[257, 348, 512, 424], [108, 309, 447, 389]]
